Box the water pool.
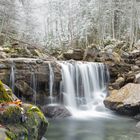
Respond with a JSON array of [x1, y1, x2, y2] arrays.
[[45, 115, 140, 140]]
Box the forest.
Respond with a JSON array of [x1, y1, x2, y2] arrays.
[[0, 0, 140, 49]]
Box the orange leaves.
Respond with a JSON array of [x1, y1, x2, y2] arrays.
[[7, 99, 22, 106], [0, 99, 22, 112]]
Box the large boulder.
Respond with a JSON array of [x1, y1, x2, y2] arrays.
[[41, 105, 71, 119], [0, 81, 48, 140], [15, 80, 35, 97], [104, 83, 140, 115]]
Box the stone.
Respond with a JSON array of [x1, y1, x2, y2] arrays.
[[108, 63, 131, 82], [0, 127, 7, 140], [134, 114, 140, 121], [63, 49, 84, 60], [33, 49, 45, 58], [0, 52, 7, 59], [0, 34, 4, 45], [0, 64, 6, 69], [0, 80, 48, 140], [0, 46, 4, 51], [15, 80, 35, 97], [125, 71, 135, 83], [135, 73, 140, 83], [112, 77, 125, 89], [131, 65, 140, 71], [83, 44, 99, 61], [136, 122, 140, 129], [0, 81, 13, 103], [104, 83, 140, 115], [129, 50, 140, 59], [41, 105, 71, 119], [111, 52, 121, 63]]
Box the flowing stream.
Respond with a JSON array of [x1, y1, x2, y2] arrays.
[[31, 72, 37, 105], [46, 61, 140, 140]]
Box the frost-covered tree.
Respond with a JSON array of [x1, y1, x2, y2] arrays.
[[0, 0, 140, 49]]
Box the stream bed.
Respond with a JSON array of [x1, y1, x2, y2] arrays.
[[45, 115, 140, 140]]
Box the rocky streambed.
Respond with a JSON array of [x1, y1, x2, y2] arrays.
[[1, 39, 140, 139]]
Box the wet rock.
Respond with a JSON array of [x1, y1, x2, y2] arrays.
[[104, 83, 140, 115], [136, 122, 140, 129], [42, 105, 71, 118], [134, 114, 140, 121], [15, 80, 35, 97]]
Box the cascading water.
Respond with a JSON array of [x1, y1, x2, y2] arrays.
[[10, 62, 15, 93], [31, 72, 37, 105], [48, 63, 54, 104], [59, 61, 110, 118]]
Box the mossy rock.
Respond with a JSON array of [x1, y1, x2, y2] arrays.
[[0, 80, 13, 103], [0, 105, 48, 140], [6, 124, 28, 140], [0, 106, 22, 124], [0, 81, 48, 140], [23, 105, 48, 140]]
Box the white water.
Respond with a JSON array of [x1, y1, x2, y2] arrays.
[[31, 72, 37, 105], [10, 62, 15, 93], [48, 63, 54, 104], [59, 61, 110, 118]]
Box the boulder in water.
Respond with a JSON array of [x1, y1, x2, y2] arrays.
[[41, 105, 72, 118], [134, 114, 140, 121], [136, 122, 140, 129], [104, 83, 140, 115]]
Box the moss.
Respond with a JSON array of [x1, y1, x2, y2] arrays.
[[6, 124, 28, 140], [0, 81, 13, 103], [6, 131, 16, 140], [0, 106, 22, 124], [27, 106, 47, 122], [0, 80, 48, 140], [0, 105, 48, 140], [22, 106, 48, 140], [6, 137, 12, 140]]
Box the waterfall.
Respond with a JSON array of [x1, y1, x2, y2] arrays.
[[31, 72, 37, 105], [48, 63, 54, 104], [59, 61, 109, 117], [10, 62, 15, 93]]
